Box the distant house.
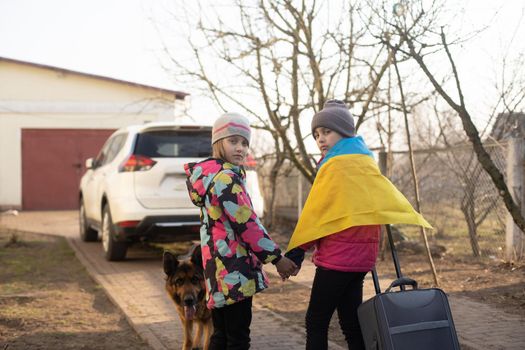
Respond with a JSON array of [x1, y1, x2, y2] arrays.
[[0, 56, 187, 210], [491, 112, 525, 140]]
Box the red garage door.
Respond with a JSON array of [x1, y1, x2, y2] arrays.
[[22, 129, 115, 210]]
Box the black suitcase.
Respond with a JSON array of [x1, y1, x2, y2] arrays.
[[358, 225, 460, 350]]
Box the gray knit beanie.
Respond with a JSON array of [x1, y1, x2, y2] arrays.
[[311, 99, 355, 138], [212, 112, 251, 145]]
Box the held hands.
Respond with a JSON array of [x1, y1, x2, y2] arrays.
[[283, 247, 305, 279], [275, 256, 297, 280]]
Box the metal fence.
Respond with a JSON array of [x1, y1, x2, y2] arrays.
[[264, 140, 510, 260], [388, 141, 508, 260]]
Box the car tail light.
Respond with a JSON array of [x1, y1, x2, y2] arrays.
[[243, 154, 257, 168], [119, 155, 157, 172], [116, 220, 140, 228]]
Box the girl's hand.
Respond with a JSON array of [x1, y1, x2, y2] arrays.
[[275, 256, 297, 279]]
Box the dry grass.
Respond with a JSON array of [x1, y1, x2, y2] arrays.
[[0, 229, 150, 350]]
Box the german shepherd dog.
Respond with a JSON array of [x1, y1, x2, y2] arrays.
[[163, 245, 212, 350]]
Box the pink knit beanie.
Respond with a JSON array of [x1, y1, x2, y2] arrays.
[[212, 113, 251, 145]]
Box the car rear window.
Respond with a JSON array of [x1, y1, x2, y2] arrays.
[[134, 130, 212, 158]]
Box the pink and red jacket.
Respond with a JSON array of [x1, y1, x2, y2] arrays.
[[301, 225, 380, 272]]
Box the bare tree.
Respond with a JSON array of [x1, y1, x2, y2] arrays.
[[164, 1, 397, 184], [434, 111, 502, 257], [379, 1, 525, 235]]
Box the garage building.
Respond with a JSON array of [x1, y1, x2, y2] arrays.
[[0, 56, 187, 210]]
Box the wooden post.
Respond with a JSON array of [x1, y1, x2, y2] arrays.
[[378, 149, 388, 175], [506, 137, 525, 261], [378, 149, 388, 260], [297, 173, 303, 219]]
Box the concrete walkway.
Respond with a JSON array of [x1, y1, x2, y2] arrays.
[[1, 211, 524, 349]]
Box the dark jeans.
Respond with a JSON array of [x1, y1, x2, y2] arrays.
[[210, 297, 252, 350], [306, 268, 367, 350]]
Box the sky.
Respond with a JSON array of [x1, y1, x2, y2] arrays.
[[0, 0, 524, 148], [0, 1, 174, 90]]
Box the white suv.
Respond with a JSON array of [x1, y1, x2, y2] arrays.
[[79, 123, 212, 261]]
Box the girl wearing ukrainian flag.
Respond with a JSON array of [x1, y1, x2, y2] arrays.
[[285, 100, 431, 350], [185, 112, 296, 349]]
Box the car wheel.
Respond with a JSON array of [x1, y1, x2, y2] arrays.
[[79, 200, 98, 242], [101, 205, 128, 261]]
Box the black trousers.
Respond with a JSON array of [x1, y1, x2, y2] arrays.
[[209, 297, 252, 350], [305, 268, 367, 350]]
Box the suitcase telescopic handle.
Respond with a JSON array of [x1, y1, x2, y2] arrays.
[[385, 224, 403, 280], [385, 277, 418, 292], [371, 224, 405, 295]]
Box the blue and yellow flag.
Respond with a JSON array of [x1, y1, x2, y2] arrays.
[[287, 136, 431, 251]]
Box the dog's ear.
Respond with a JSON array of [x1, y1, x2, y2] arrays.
[[163, 251, 179, 276], [190, 244, 203, 269]]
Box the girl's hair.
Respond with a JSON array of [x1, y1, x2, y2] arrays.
[[212, 139, 227, 160]]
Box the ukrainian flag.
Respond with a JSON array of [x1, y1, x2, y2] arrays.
[[287, 136, 432, 251]]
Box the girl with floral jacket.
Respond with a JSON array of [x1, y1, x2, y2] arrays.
[[184, 112, 296, 350]]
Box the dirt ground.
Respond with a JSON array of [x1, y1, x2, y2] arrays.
[[254, 256, 525, 348], [254, 228, 525, 348], [272, 227, 525, 314], [1, 227, 523, 350], [0, 229, 150, 350]]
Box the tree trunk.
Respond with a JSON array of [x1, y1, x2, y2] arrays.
[[378, 151, 388, 261], [460, 200, 481, 257]]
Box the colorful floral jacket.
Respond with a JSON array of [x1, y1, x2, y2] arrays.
[[184, 158, 281, 309]]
